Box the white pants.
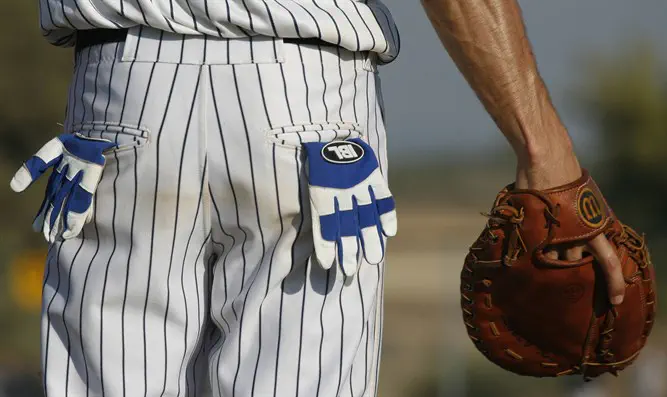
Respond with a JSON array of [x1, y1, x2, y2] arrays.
[[42, 26, 389, 397]]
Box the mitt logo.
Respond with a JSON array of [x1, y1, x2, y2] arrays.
[[578, 188, 605, 228], [321, 141, 365, 164]]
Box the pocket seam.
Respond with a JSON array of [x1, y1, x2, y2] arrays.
[[70, 121, 150, 154], [265, 121, 366, 150]]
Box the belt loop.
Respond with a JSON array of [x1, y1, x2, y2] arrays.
[[363, 51, 378, 73], [275, 37, 287, 64], [121, 26, 140, 62]]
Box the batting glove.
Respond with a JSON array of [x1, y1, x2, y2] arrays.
[[10, 133, 117, 243], [304, 138, 397, 277]]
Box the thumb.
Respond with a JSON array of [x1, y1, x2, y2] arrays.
[[10, 137, 66, 192], [588, 234, 625, 305]]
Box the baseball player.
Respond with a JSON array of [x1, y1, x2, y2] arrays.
[[13, 1, 399, 397], [10, 0, 627, 396]]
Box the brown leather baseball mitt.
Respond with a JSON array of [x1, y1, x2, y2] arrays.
[[461, 169, 657, 379]]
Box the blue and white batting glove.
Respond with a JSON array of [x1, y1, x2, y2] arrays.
[[10, 133, 117, 243], [304, 138, 397, 277]]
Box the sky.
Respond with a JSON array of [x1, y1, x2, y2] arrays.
[[379, 0, 667, 164]]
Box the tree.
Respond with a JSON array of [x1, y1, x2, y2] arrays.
[[575, 43, 667, 285]]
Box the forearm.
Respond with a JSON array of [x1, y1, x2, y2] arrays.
[[421, 0, 574, 166]]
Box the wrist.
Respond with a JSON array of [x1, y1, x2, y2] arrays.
[[514, 140, 582, 190], [521, 139, 577, 167]]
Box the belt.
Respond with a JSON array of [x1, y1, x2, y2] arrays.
[[75, 28, 336, 53]]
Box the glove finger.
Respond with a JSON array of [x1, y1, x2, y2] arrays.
[[369, 186, 397, 237], [31, 171, 57, 232], [379, 209, 397, 237], [10, 137, 65, 192], [312, 210, 337, 270], [355, 196, 385, 265], [33, 167, 67, 233], [48, 183, 69, 231], [337, 235, 360, 277], [32, 204, 49, 233], [60, 173, 90, 240], [44, 200, 66, 243], [10, 166, 37, 193], [62, 212, 88, 240], [42, 205, 59, 243], [367, 173, 393, 200], [338, 197, 362, 276], [61, 172, 85, 233], [48, 173, 77, 237], [85, 200, 95, 224], [360, 226, 384, 265], [45, 166, 67, 204]]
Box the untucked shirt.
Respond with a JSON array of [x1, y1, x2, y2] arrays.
[[39, 0, 400, 62]]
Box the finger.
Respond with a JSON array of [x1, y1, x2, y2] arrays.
[[588, 234, 625, 305], [545, 249, 559, 261], [10, 137, 65, 192], [564, 246, 584, 262], [337, 235, 360, 277]]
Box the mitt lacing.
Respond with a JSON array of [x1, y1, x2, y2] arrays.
[[462, 204, 533, 359], [481, 204, 527, 266], [609, 224, 656, 338]]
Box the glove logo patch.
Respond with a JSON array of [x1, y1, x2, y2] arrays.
[[321, 141, 365, 164], [577, 188, 604, 228]]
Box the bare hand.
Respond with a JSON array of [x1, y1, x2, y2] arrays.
[[515, 154, 625, 305]]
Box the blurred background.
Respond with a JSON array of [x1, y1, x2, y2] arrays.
[[1, 1, 666, 396]]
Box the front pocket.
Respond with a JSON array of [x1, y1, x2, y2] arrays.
[[266, 122, 364, 150], [71, 121, 150, 155]]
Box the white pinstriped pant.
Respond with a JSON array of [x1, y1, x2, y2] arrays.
[[42, 26, 389, 397]]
